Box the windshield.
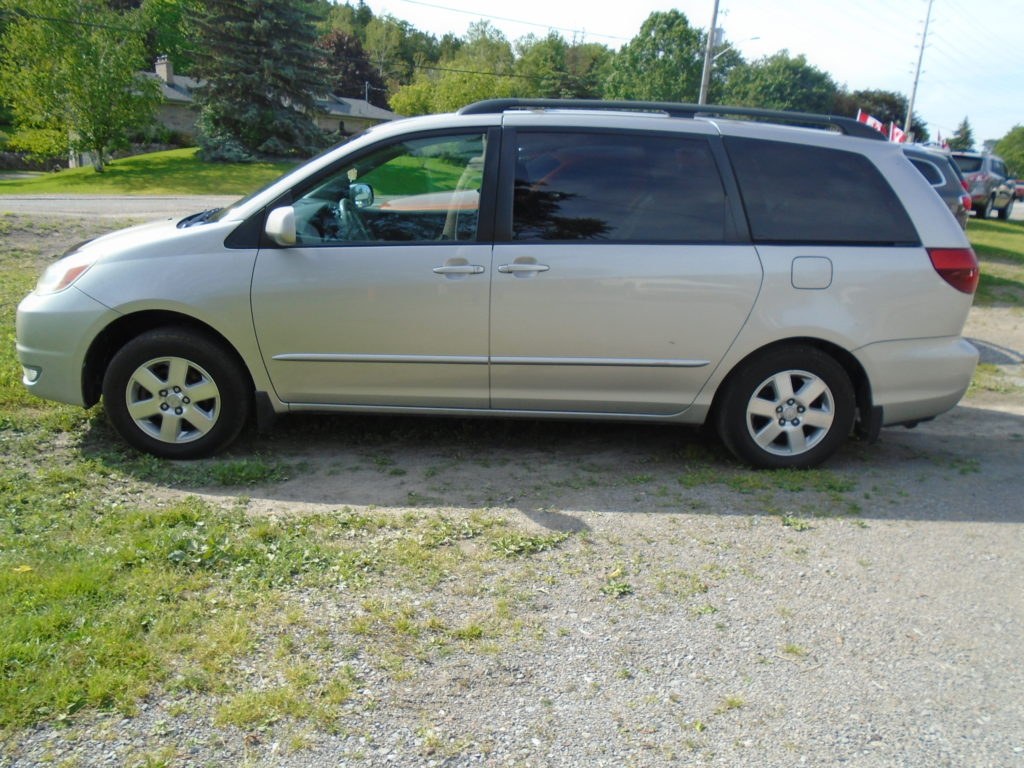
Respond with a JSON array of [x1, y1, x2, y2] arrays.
[[207, 136, 366, 223], [208, 158, 312, 222]]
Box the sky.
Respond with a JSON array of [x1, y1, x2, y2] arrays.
[[357, 0, 1024, 145]]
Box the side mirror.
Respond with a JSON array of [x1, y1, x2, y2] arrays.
[[350, 182, 374, 209], [265, 206, 296, 246]]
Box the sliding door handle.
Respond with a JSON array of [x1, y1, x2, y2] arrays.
[[497, 263, 550, 274], [432, 265, 485, 275]]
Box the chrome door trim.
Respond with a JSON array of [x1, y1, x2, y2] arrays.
[[491, 356, 709, 367], [272, 354, 487, 364]]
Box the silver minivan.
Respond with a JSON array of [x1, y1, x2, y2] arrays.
[[16, 100, 980, 468]]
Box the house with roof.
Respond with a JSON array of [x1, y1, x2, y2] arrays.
[[142, 56, 398, 139]]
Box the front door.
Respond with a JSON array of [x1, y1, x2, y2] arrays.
[[251, 131, 494, 408]]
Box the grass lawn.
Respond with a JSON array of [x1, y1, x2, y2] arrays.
[[0, 148, 297, 196], [968, 218, 1024, 304]]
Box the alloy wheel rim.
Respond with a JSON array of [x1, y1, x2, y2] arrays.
[[745, 369, 835, 456], [125, 356, 220, 444]]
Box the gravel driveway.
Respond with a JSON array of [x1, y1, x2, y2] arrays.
[[4, 211, 1023, 768]]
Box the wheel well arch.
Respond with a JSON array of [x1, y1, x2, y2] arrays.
[[82, 311, 253, 407], [710, 337, 872, 424]]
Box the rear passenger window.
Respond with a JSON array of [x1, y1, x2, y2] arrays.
[[725, 137, 919, 245], [512, 132, 727, 242]]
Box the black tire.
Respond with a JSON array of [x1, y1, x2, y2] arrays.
[[102, 327, 251, 459], [975, 195, 991, 219], [715, 346, 855, 469], [997, 197, 1014, 220]]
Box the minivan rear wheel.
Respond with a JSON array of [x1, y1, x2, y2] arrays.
[[102, 327, 251, 459], [716, 346, 855, 469]]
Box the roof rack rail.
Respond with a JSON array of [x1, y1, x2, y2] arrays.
[[457, 98, 887, 141]]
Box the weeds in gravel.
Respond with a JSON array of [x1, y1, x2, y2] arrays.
[[715, 696, 746, 714], [490, 531, 569, 557], [969, 363, 1024, 396], [780, 643, 808, 657], [781, 514, 813, 531]]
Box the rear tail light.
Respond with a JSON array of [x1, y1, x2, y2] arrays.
[[961, 194, 972, 210], [928, 248, 979, 294]]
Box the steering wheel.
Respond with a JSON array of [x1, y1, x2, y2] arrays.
[[338, 197, 371, 241]]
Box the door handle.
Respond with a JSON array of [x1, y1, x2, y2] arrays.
[[432, 265, 485, 275], [497, 263, 550, 274]]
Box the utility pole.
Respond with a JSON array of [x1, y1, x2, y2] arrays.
[[904, 0, 934, 140], [698, 0, 721, 105]]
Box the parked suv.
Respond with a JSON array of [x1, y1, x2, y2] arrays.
[[951, 150, 1015, 219], [904, 144, 971, 229], [16, 99, 980, 468]]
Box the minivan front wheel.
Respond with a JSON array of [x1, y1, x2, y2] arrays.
[[716, 346, 855, 469], [102, 328, 251, 459]]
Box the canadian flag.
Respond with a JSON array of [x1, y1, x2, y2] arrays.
[[888, 123, 907, 143], [856, 109, 885, 133]]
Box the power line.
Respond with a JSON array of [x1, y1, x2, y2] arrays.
[[388, 0, 629, 42], [0, 9, 138, 33]]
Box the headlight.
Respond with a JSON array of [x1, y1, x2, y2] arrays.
[[34, 250, 99, 295]]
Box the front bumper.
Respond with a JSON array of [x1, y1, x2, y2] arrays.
[[16, 287, 118, 407]]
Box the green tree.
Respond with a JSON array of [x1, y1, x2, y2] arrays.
[[364, 14, 405, 82], [604, 10, 704, 102], [192, 0, 327, 161], [948, 117, 974, 151], [566, 41, 613, 100], [137, 0, 202, 75], [318, 29, 388, 107], [515, 32, 569, 98], [0, 0, 160, 171], [389, 21, 519, 116], [995, 125, 1024, 176], [514, 33, 611, 99], [723, 50, 838, 114], [833, 88, 928, 141]]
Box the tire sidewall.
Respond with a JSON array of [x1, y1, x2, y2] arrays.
[[717, 346, 855, 469], [102, 328, 250, 459]]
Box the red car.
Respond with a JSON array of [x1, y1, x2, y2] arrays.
[[1015, 180, 1024, 201]]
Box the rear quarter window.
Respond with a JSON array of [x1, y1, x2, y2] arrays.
[[910, 158, 943, 186], [724, 137, 919, 245]]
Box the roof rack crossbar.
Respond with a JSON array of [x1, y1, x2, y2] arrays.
[[457, 98, 887, 141]]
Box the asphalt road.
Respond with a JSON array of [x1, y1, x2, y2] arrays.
[[0, 194, 240, 219]]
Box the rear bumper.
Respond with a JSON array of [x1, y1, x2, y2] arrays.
[[855, 336, 978, 426]]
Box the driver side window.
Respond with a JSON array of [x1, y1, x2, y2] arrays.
[[293, 132, 487, 245]]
